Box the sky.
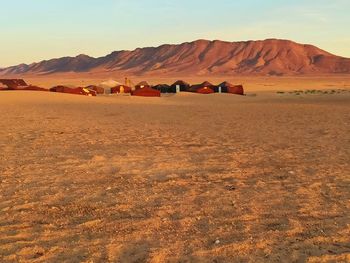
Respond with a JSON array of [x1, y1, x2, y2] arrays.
[[1, 0, 349, 67]]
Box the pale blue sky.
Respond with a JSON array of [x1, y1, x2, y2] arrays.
[[1, 0, 349, 66]]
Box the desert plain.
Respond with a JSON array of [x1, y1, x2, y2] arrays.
[[0, 76, 350, 262]]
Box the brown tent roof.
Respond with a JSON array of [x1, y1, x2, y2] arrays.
[[136, 81, 150, 87], [201, 81, 214, 87], [189, 81, 216, 92], [153, 84, 171, 89], [218, 81, 234, 88], [153, 84, 173, 93], [171, 80, 190, 87]]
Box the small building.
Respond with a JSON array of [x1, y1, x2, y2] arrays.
[[111, 85, 132, 94], [171, 80, 190, 92], [131, 86, 161, 97], [189, 81, 215, 94]]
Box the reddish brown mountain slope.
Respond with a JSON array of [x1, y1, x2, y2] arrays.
[[1, 39, 350, 76]]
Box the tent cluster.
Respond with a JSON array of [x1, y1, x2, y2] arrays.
[[0, 79, 244, 97], [109, 80, 244, 96], [187, 81, 244, 95]]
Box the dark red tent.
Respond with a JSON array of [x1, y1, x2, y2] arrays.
[[227, 85, 244, 95], [111, 85, 132, 94], [50, 86, 96, 96], [131, 86, 161, 97], [189, 81, 215, 94]]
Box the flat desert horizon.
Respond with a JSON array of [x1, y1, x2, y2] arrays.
[[9, 74, 350, 93], [1, 86, 349, 262]]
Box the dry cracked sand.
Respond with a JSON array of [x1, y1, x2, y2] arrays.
[[0, 90, 349, 262]]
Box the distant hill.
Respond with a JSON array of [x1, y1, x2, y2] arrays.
[[1, 39, 350, 76]]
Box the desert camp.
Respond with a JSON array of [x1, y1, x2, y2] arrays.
[[1, 1, 350, 262], [0, 78, 245, 97]]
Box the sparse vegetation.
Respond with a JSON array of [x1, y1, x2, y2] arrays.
[[278, 88, 349, 96]]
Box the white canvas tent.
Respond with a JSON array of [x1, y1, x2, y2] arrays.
[[98, 80, 121, 94]]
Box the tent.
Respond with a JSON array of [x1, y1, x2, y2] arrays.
[[0, 79, 47, 92], [135, 81, 151, 89], [50, 86, 96, 96], [99, 80, 121, 88], [86, 85, 104, 94], [153, 84, 173, 93], [217, 82, 244, 95], [171, 80, 190, 92], [216, 81, 230, 93], [111, 85, 132, 94], [131, 86, 161, 97], [189, 81, 215, 94], [98, 80, 121, 94], [227, 85, 244, 95], [0, 79, 28, 89]]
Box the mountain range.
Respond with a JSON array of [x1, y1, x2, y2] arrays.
[[1, 39, 350, 76]]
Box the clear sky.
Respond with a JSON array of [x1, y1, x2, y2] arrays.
[[1, 0, 349, 67]]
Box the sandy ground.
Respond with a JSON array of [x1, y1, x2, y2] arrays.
[[0, 90, 350, 262]]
